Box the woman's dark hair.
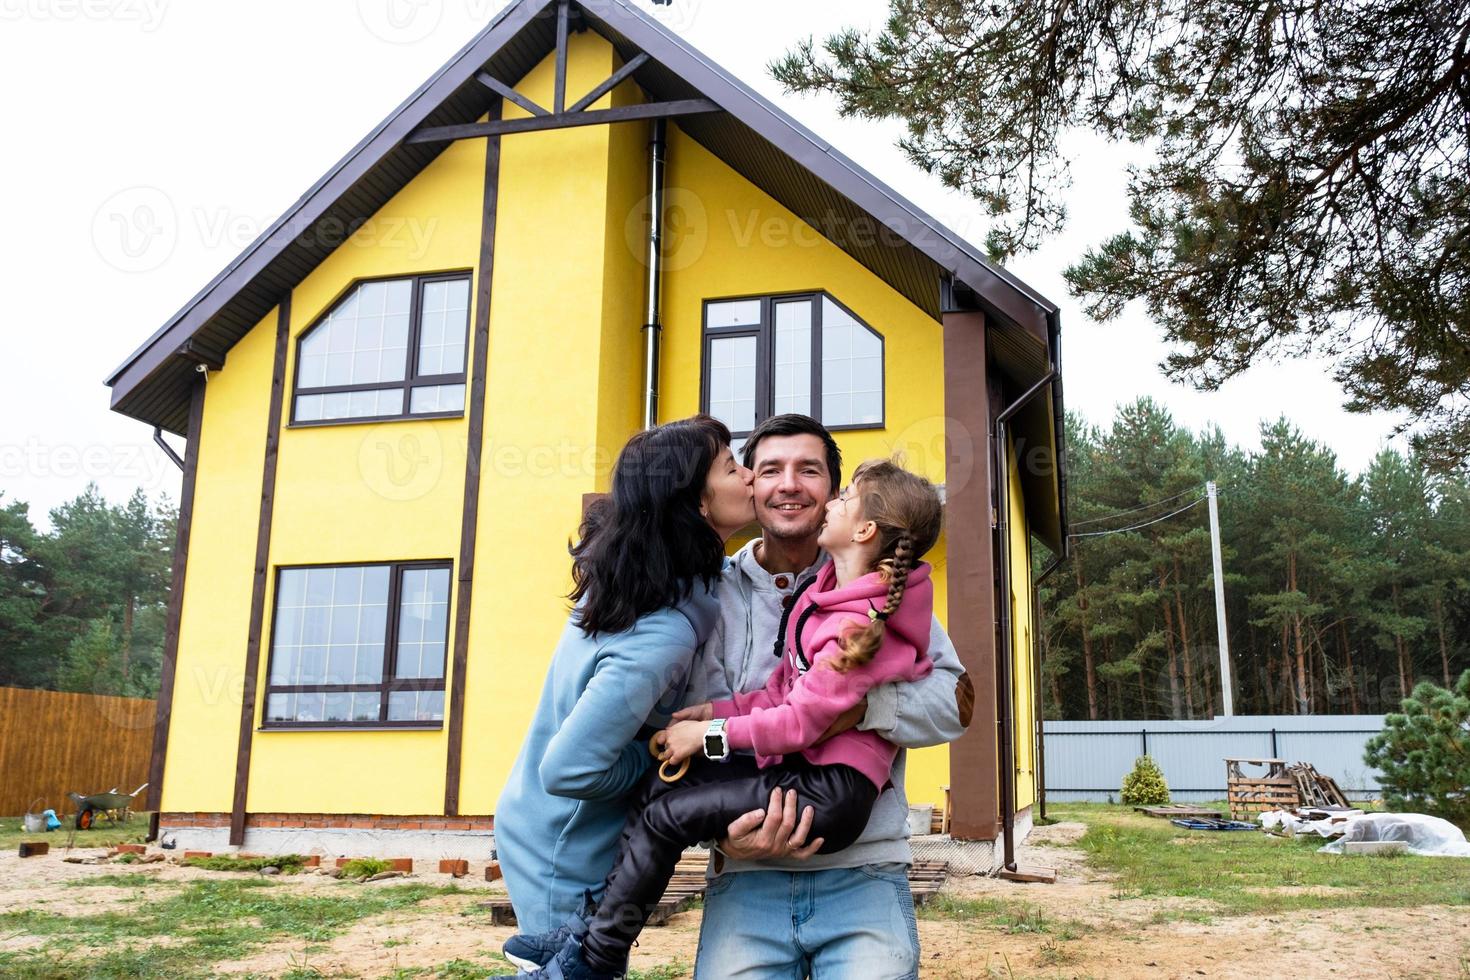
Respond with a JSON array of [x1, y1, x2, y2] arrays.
[[569, 414, 733, 636], [741, 413, 842, 496]]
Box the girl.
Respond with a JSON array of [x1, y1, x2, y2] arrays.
[[507, 458, 944, 980], [493, 415, 754, 965]]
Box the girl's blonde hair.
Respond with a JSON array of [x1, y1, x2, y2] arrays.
[[831, 458, 943, 672]]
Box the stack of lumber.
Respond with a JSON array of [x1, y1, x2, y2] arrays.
[[483, 857, 953, 926], [1286, 763, 1350, 808], [1226, 757, 1299, 819]]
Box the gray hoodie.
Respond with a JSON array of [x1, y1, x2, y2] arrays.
[[684, 539, 966, 871]]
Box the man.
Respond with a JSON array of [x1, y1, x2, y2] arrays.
[[686, 413, 972, 978]]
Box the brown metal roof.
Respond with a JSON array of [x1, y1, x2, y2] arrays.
[[107, 0, 1058, 436]]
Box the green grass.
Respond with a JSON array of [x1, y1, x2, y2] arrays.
[[919, 894, 1092, 939], [339, 857, 393, 879], [0, 878, 456, 979], [1049, 802, 1470, 916], [0, 813, 150, 853], [63, 872, 169, 889], [181, 853, 307, 874]]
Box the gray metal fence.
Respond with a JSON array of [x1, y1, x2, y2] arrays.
[[1043, 715, 1386, 802]]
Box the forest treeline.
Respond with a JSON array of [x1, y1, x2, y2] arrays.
[[3, 401, 1467, 717], [0, 486, 175, 698], [1038, 399, 1470, 720]]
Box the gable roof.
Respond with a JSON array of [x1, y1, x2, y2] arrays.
[[105, 0, 1057, 437]]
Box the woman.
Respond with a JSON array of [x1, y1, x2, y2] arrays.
[[493, 414, 753, 968]]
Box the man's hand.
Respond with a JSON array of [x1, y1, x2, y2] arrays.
[[816, 698, 866, 743], [672, 702, 714, 722], [717, 788, 824, 861], [656, 720, 707, 765]]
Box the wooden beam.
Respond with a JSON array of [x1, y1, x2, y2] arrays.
[[406, 99, 720, 144], [229, 293, 292, 847], [443, 102, 503, 816], [145, 377, 205, 814], [942, 309, 1002, 842], [568, 51, 649, 113], [476, 72, 548, 117], [553, 0, 569, 113]]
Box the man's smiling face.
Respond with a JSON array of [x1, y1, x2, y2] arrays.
[[747, 433, 835, 541]]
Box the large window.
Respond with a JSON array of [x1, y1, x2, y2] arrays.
[[701, 292, 884, 442], [290, 272, 472, 425], [262, 561, 451, 728]]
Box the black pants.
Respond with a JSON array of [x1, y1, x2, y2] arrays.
[[582, 754, 879, 975]]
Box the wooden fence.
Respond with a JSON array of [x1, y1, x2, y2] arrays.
[[0, 687, 155, 817]]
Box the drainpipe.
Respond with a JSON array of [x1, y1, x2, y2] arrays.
[[641, 118, 667, 430], [994, 368, 1057, 873]]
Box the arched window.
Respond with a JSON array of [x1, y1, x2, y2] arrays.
[[701, 292, 884, 444], [291, 272, 472, 424]]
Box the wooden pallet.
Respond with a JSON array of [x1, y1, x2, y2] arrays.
[[1225, 757, 1300, 820], [1134, 805, 1225, 819], [907, 860, 949, 906], [482, 857, 951, 925], [481, 856, 710, 928]]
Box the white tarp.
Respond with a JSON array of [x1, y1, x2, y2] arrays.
[[1315, 812, 1470, 857], [1259, 808, 1363, 838]]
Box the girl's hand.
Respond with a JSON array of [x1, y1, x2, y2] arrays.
[[672, 702, 713, 722], [659, 720, 709, 765]]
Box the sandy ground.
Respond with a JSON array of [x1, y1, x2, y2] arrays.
[[4, 826, 1468, 978]]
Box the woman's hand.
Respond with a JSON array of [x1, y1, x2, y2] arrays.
[[658, 719, 709, 765], [672, 702, 714, 722]]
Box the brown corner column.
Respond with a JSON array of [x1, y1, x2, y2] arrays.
[[942, 309, 1001, 840], [443, 108, 503, 816], [145, 376, 206, 816], [230, 293, 292, 847]]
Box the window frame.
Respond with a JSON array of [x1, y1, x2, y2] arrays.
[[259, 558, 452, 731], [288, 271, 474, 428], [699, 290, 885, 440]]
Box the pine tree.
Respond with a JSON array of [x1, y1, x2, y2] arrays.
[[1363, 671, 1470, 827], [1120, 755, 1171, 807]]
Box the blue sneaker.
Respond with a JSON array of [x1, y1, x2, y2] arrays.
[[500, 893, 594, 972], [501, 927, 568, 972], [492, 937, 616, 979]]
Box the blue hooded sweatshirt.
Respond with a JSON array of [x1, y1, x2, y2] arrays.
[[494, 579, 721, 935]]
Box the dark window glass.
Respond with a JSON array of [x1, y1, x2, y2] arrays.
[[291, 273, 471, 425], [263, 561, 451, 728]]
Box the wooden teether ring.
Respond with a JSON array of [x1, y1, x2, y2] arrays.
[[649, 733, 690, 783]]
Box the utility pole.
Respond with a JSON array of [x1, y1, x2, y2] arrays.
[[1207, 481, 1234, 716]]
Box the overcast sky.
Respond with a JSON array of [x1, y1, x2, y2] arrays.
[[0, 0, 1415, 531]]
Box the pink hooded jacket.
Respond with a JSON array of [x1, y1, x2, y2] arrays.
[[709, 559, 934, 790]]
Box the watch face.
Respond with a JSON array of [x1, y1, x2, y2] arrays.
[[705, 734, 722, 756]]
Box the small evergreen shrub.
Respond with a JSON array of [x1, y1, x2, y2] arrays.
[[1119, 755, 1171, 807], [1363, 670, 1470, 828], [339, 857, 392, 879]]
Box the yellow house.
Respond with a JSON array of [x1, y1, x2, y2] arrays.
[[106, 0, 1067, 869]]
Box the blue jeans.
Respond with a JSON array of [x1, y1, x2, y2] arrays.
[[694, 864, 920, 979]]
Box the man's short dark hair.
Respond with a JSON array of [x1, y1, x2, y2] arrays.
[[741, 414, 842, 495]]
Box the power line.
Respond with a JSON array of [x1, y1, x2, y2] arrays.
[[1069, 496, 1208, 539], [1071, 485, 1208, 528]]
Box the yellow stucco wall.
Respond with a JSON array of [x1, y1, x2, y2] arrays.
[[1008, 434, 1038, 811]]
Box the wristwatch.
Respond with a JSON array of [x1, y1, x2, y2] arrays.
[[703, 719, 729, 761]]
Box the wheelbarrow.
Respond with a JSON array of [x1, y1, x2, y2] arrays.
[[67, 782, 148, 830]]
